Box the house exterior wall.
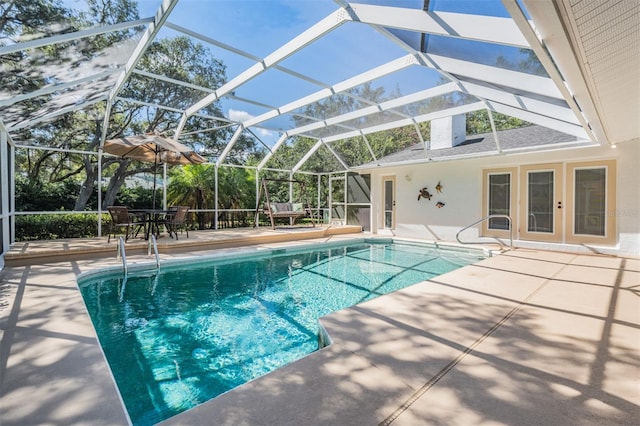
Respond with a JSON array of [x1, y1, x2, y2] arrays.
[[365, 141, 639, 257]]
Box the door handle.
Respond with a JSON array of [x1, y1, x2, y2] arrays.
[[557, 201, 562, 209]]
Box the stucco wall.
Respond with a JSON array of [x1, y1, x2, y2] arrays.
[[365, 141, 639, 257]]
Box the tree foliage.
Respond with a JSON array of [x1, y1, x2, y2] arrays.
[[7, 0, 531, 230], [165, 164, 256, 228], [3, 0, 264, 212]]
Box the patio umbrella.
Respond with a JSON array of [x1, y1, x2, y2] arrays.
[[103, 133, 206, 208]]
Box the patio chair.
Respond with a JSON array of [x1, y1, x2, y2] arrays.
[[106, 206, 146, 243], [160, 206, 190, 240]]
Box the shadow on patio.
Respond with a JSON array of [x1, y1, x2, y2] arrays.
[[1, 243, 638, 425]]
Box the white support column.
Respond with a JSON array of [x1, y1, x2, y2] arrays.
[[9, 136, 14, 249], [255, 168, 260, 225], [317, 174, 321, 222], [289, 172, 294, 204], [162, 163, 168, 209], [1, 126, 10, 255], [328, 173, 333, 224], [97, 99, 112, 236], [214, 164, 219, 230], [97, 149, 102, 236], [100, 100, 113, 149]]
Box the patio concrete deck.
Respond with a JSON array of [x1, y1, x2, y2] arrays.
[[0, 231, 638, 425], [2, 225, 363, 266]]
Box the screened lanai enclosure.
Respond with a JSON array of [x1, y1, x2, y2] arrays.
[[1, 0, 638, 256]]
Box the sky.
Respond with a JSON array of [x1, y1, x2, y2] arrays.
[[53, 0, 531, 146], [138, 0, 426, 145]]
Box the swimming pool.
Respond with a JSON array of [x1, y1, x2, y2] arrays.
[[78, 239, 484, 425]]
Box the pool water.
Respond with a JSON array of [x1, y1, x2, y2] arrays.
[[78, 241, 482, 425]]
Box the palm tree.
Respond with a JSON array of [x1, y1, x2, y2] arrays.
[[168, 164, 256, 229], [167, 164, 215, 229], [217, 167, 255, 227]]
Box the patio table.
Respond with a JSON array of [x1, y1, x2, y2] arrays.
[[129, 209, 170, 240]]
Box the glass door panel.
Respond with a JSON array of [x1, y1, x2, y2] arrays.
[[520, 164, 562, 242], [574, 168, 606, 236], [527, 171, 554, 233], [565, 160, 616, 245], [382, 176, 395, 229], [482, 168, 516, 239], [489, 173, 511, 230]]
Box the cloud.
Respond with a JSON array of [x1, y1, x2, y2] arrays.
[[229, 109, 278, 141], [228, 109, 253, 122]]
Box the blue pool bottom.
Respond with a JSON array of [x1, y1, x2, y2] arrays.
[[78, 240, 483, 425]]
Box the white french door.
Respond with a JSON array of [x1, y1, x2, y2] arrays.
[[565, 160, 616, 245], [382, 176, 396, 230], [483, 161, 616, 245], [519, 163, 563, 242]]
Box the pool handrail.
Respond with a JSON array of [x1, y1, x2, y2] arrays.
[[148, 234, 160, 269], [456, 214, 513, 251], [116, 236, 128, 274]]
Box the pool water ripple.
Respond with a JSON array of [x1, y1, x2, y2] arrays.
[[78, 241, 482, 425]]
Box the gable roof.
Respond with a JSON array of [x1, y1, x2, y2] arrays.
[[356, 125, 582, 169]]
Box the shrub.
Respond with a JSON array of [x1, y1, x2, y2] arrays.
[[15, 213, 110, 241]]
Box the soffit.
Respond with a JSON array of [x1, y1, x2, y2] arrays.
[[527, 0, 639, 145]]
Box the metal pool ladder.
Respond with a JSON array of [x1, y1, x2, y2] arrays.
[[116, 235, 161, 274], [116, 236, 128, 273], [148, 234, 160, 269], [456, 214, 513, 251]]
